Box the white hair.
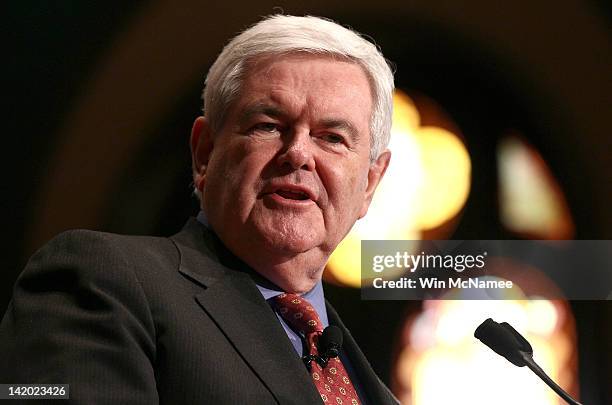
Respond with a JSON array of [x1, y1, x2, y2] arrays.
[[202, 14, 395, 161]]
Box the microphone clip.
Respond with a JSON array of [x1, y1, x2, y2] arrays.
[[302, 326, 344, 371], [302, 353, 331, 371]]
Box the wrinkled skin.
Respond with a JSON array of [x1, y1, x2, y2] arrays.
[[191, 54, 390, 293]]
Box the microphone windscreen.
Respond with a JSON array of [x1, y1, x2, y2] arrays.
[[319, 326, 343, 358], [474, 318, 532, 367]]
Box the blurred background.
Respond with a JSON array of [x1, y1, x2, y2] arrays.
[[4, 1, 611, 404]]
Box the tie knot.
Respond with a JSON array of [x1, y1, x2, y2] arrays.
[[273, 293, 323, 335]]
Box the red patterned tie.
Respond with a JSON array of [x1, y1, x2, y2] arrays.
[[273, 293, 362, 405]]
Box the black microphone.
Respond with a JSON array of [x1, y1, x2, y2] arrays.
[[318, 325, 343, 360], [475, 318, 583, 405], [303, 326, 343, 370], [474, 318, 533, 366]]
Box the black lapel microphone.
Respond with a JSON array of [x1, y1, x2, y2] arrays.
[[303, 325, 343, 370], [475, 318, 583, 405]]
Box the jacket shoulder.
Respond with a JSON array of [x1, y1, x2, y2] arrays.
[[0, 229, 166, 402], [28, 228, 179, 278]]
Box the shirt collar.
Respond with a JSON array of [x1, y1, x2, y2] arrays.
[[257, 278, 329, 327]]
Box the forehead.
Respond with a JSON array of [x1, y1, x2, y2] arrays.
[[246, 53, 369, 85], [235, 54, 373, 122]]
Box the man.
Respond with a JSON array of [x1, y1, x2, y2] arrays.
[[0, 15, 396, 404]]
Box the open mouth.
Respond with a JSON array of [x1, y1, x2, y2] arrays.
[[275, 189, 310, 201]]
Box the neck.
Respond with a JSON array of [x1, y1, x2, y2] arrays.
[[197, 212, 330, 294], [249, 254, 325, 294]]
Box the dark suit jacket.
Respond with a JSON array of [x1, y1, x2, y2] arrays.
[[0, 218, 398, 404]]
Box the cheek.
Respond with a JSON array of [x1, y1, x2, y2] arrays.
[[323, 164, 369, 214], [207, 143, 270, 204]]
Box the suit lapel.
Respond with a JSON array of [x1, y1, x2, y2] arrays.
[[326, 302, 399, 405], [171, 219, 322, 404]]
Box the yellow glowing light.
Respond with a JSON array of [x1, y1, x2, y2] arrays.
[[413, 127, 471, 229], [498, 135, 574, 239], [527, 300, 559, 335], [325, 90, 471, 287], [393, 91, 421, 131], [324, 235, 363, 287], [395, 300, 576, 405]]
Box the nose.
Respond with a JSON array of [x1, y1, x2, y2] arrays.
[[276, 128, 315, 171]]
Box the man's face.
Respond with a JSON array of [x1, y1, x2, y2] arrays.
[[192, 54, 389, 277]]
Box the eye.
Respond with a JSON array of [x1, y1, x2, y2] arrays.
[[252, 122, 281, 134], [320, 133, 345, 144]]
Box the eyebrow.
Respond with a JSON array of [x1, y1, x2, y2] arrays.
[[318, 118, 361, 142], [238, 102, 288, 126]]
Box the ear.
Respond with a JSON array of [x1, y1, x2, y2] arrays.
[[358, 149, 391, 218], [190, 116, 214, 192]]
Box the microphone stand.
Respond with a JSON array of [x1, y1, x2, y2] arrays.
[[475, 318, 585, 405], [519, 352, 583, 405]]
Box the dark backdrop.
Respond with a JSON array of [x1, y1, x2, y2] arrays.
[[3, 1, 611, 403]]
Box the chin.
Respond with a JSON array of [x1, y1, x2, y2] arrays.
[[262, 232, 321, 255], [253, 218, 324, 253]]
